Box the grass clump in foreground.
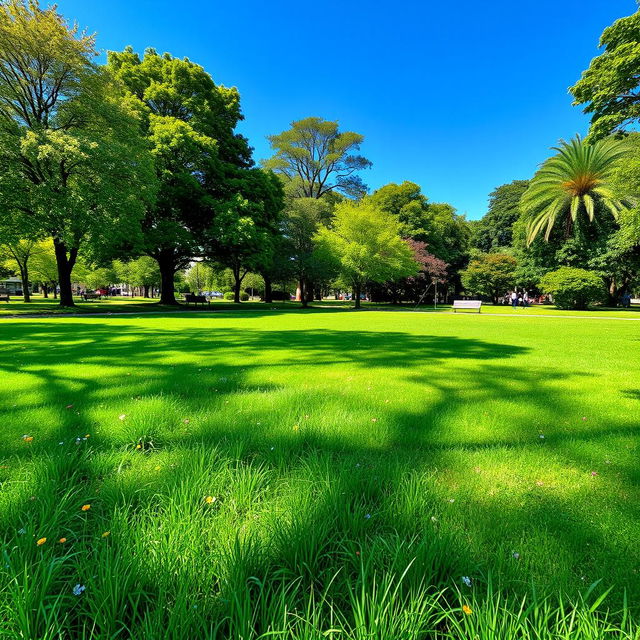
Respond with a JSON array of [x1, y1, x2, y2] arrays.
[[0, 309, 639, 638]]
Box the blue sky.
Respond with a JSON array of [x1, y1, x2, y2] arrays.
[[56, 0, 635, 219]]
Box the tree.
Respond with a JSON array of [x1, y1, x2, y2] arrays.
[[539, 267, 605, 310], [279, 197, 333, 307], [472, 180, 529, 252], [264, 117, 372, 199], [521, 136, 630, 245], [1, 238, 42, 301], [368, 182, 470, 295], [0, 1, 155, 307], [461, 253, 517, 304], [107, 47, 253, 305], [125, 257, 161, 297], [30, 240, 58, 297], [206, 169, 284, 303], [315, 201, 418, 309], [571, 8, 640, 139]]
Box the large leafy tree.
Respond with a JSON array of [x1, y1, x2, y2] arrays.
[[0, 0, 155, 306], [278, 197, 333, 307], [521, 136, 630, 245], [461, 253, 517, 304], [206, 169, 284, 303], [367, 182, 470, 295], [107, 47, 253, 304], [315, 200, 417, 309], [472, 180, 529, 252], [264, 117, 371, 199], [571, 8, 640, 139]]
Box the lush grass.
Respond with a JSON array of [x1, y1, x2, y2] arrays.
[[1, 310, 639, 638]]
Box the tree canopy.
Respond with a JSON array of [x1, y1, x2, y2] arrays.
[[264, 117, 371, 199]]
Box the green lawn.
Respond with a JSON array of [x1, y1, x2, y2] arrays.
[[1, 310, 639, 638]]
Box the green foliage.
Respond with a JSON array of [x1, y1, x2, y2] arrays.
[[472, 180, 529, 252], [107, 46, 253, 303], [571, 7, 640, 139], [222, 291, 235, 300], [315, 200, 417, 307], [539, 267, 605, 309], [0, 1, 156, 306], [521, 136, 631, 244], [264, 116, 372, 198], [461, 253, 517, 303]]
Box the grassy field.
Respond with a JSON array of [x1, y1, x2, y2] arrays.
[[1, 309, 639, 638]]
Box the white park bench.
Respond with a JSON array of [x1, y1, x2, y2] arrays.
[[452, 300, 482, 313]]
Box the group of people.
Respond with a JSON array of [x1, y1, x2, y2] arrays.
[[505, 290, 530, 308]]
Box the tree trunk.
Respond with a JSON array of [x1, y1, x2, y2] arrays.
[[42, 283, 48, 298], [263, 275, 273, 303], [354, 284, 361, 309], [19, 265, 31, 303], [232, 264, 244, 303], [157, 253, 178, 305], [299, 277, 308, 308], [143, 284, 150, 298], [53, 238, 77, 307]]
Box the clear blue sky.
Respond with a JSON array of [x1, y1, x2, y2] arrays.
[[56, 0, 636, 220]]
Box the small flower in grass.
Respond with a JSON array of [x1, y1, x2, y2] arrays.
[[205, 496, 216, 504], [431, 516, 437, 523], [66, 404, 74, 409], [355, 550, 360, 556], [72, 584, 85, 596], [462, 576, 472, 587], [59, 538, 67, 544], [590, 471, 598, 477], [539, 434, 545, 439], [364, 513, 371, 519], [101, 531, 110, 538], [136, 444, 142, 450], [371, 418, 378, 423], [36, 537, 47, 546], [512, 552, 520, 560], [154, 465, 161, 471], [58, 441, 64, 446], [462, 604, 473, 615], [293, 424, 300, 433], [84, 434, 90, 439], [119, 414, 126, 421], [449, 498, 455, 503], [17, 528, 25, 535], [81, 504, 91, 512], [22, 436, 33, 443], [582, 416, 587, 421], [183, 419, 190, 424]]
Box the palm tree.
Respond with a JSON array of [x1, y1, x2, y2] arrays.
[[521, 135, 630, 245]]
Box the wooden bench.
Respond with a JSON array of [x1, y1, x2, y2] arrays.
[[82, 293, 101, 300], [184, 293, 210, 307], [453, 300, 482, 313], [0, 294, 9, 302]]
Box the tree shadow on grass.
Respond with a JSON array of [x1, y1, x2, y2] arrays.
[[0, 317, 639, 637]]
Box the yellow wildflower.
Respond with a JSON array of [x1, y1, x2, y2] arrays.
[[81, 504, 91, 512], [58, 537, 67, 544], [36, 537, 46, 546], [101, 531, 110, 538], [462, 604, 472, 615], [205, 496, 216, 504]]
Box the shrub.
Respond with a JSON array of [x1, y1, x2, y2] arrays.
[[240, 292, 249, 301], [223, 291, 235, 301], [539, 267, 604, 310]]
